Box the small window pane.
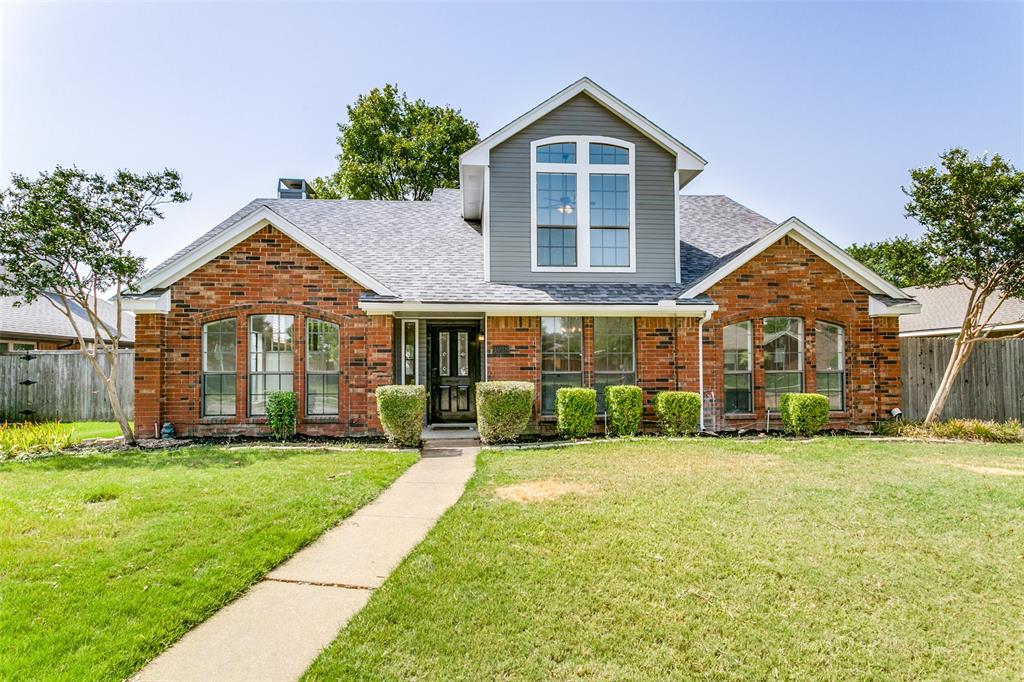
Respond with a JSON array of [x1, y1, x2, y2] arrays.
[[765, 372, 802, 410], [590, 174, 629, 227], [724, 374, 752, 414], [536, 142, 576, 163], [815, 322, 844, 371], [589, 143, 629, 164], [723, 321, 752, 372], [306, 319, 339, 373], [439, 331, 450, 377], [457, 332, 469, 377], [203, 319, 236, 373], [403, 321, 417, 385], [537, 173, 577, 227], [764, 317, 803, 372], [538, 227, 577, 267]]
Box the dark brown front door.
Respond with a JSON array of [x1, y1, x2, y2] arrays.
[[428, 323, 480, 423]]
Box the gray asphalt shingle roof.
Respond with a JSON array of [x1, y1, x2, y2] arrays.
[[0, 293, 135, 344], [140, 189, 779, 305], [901, 284, 1024, 334]]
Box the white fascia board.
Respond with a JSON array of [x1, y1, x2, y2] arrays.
[[359, 301, 719, 317], [133, 206, 397, 297], [121, 290, 171, 314], [460, 77, 707, 170], [899, 321, 1024, 337], [868, 295, 922, 317], [680, 217, 909, 300]]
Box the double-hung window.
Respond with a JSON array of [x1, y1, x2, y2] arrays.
[[723, 321, 753, 413], [540, 317, 583, 415], [306, 318, 340, 416], [532, 137, 635, 272], [202, 318, 236, 416], [249, 314, 294, 416], [815, 321, 845, 411], [593, 317, 635, 412], [763, 317, 803, 409]]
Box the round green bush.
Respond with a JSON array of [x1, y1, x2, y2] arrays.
[[655, 391, 701, 436], [556, 387, 597, 439], [476, 381, 534, 444], [376, 384, 426, 447], [778, 393, 829, 436], [266, 391, 297, 441], [605, 385, 643, 437]]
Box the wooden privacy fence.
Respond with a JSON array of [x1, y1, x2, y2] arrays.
[[901, 337, 1024, 422], [0, 350, 134, 422]]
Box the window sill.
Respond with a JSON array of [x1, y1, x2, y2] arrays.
[[723, 413, 755, 419], [200, 416, 238, 424], [303, 415, 341, 423]]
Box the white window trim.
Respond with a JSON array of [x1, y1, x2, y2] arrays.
[[723, 320, 753, 414], [400, 319, 420, 385], [530, 135, 637, 274]]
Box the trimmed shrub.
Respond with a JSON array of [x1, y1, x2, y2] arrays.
[[476, 381, 534, 444], [655, 391, 701, 436], [376, 384, 426, 447], [266, 392, 297, 440], [556, 387, 597, 439], [605, 385, 643, 437], [778, 393, 830, 436]]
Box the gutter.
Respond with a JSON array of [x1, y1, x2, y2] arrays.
[[358, 300, 719, 317], [698, 308, 712, 432]]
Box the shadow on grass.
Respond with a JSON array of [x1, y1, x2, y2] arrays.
[[0, 446, 383, 473]]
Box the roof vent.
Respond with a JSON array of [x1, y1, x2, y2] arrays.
[[277, 178, 316, 200]]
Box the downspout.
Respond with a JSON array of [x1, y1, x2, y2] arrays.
[[698, 309, 712, 432]]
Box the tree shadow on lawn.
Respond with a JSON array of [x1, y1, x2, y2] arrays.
[[1, 446, 385, 473]]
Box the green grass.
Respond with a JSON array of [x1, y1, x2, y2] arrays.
[[306, 438, 1024, 680], [61, 420, 127, 441], [0, 445, 417, 681]]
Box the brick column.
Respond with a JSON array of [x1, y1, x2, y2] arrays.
[[635, 317, 675, 426], [485, 316, 541, 424], [365, 315, 394, 433], [133, 313, 165, 440]]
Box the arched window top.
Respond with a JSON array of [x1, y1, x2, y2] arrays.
[[589, 142, 629, 165], [536, 142, 576, 164]]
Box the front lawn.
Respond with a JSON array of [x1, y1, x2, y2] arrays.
[[62, 420, 126, 441], [307, 438, 1024, 680], [0, 446, 417, 681]]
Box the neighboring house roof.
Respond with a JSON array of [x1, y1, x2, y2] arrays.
[[900, 284, 1024, 336], [0, 292, 135, 344], [132, 190, 785, 308]]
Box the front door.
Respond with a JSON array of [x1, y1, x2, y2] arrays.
[[428, 323, 480, 423]]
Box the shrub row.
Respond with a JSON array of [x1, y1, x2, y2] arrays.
[[375, 382, 853, 446]]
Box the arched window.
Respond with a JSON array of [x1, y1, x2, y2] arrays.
[[764, 317, 803, 409], [531, 136, 635, 272], [815, 321, 845, 411], [306, 318, 340, 416], [202, 318, 236, 417], [723, 321, 752, 413]]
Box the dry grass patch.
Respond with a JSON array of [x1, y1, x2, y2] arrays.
[[922, 459, 1024, 477], [493, 479, 596, 503]]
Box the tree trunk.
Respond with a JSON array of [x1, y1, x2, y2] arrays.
[[100, 369, 137, 445], [924, 335, 974, 423]]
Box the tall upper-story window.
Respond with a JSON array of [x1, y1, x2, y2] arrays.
[[531, 136, 635, 273]]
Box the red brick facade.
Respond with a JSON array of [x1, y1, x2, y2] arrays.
[[133, 226, 392, 439], [485, 237, 901, 432], [135, 232, 901, 437]]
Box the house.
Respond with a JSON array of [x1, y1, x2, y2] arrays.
[[0, 291, 135, 352], [123, 78, 919, 439], [899, 284, 1024, 338]]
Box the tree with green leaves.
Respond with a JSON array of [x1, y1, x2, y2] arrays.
[[898, 148, 1024, 423], [846, 235, 937, 288], [312, 84, 479, 201], [0, 167, 189, 443]]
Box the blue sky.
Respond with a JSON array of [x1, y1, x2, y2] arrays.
[[2, 2, 1021, 271]]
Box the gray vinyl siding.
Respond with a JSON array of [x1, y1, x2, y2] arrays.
[[489, 93, 677, 283]]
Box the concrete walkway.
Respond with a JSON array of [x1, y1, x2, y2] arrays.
[[135, 445, 478, 682]]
